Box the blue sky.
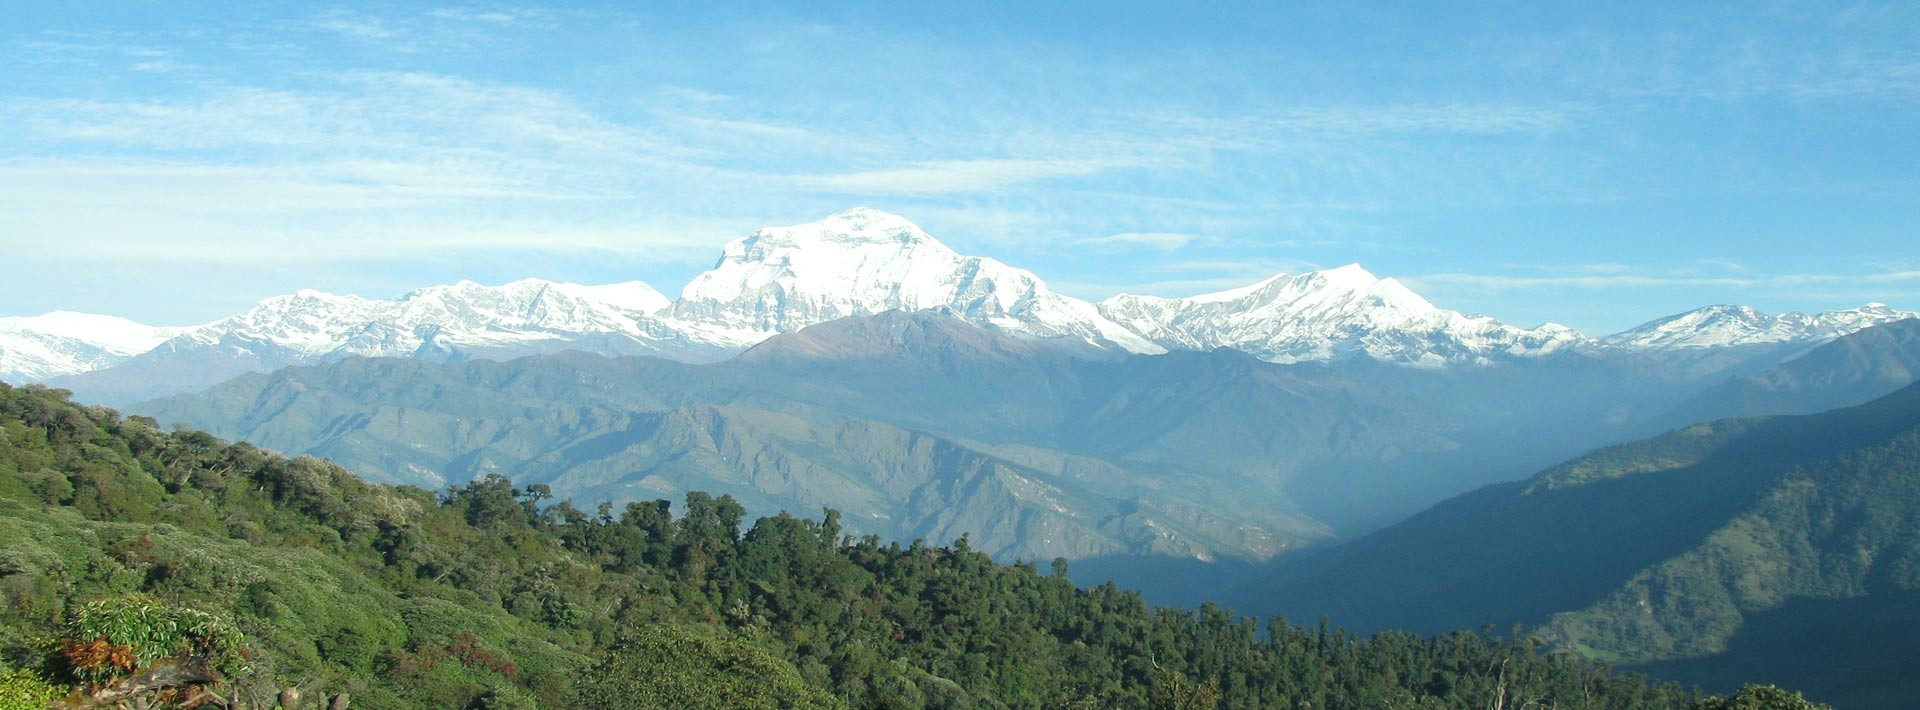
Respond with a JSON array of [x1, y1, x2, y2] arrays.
[[2, 1, 1915, 335]]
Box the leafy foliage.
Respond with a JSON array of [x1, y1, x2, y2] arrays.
[[576, 625, 843, 709], [0, 382, 1720, 708], [59, 594, 250, 683], [0, 667, 63, 710], [1694, 685, 1832, 710]]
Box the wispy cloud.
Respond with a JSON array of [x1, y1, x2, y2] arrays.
[[0, 165, 738, 264], [1141, 102, 1584, 155], [0, 160, 616, 214], [1412, 273, 1753, 291], [1487, 12, 1920, 103], [310, 12, 399, 42], [1866, 270, 1920, 283], [303, 6, 559, 52], [658, 86, 733, 104], [1052, 258, 1328, 301], [0, 68, 779, 277], [800, 158, 1133, 195], [14, 39, 194, 72], [13, 73, 665, 157], [1076, 232, 1197, 252], [1409, 267, 1920, 293], [426, 8, 524, 25]]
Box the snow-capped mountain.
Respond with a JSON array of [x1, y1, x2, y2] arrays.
[[0, 312, 195, 382], [667, 207, 1163, 353], [17, 207, 1917, 403], [1604, 303, 1918, 351], [171, 278, 675, 359], [45, 278, 690, 405], [1100, 265, 1587, 366]]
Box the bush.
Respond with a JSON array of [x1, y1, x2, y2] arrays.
[[576, 625, 843, 709], [59, 594, 250, 683], [1694, 684, 1833, 710], [0, 666, 65, 710]]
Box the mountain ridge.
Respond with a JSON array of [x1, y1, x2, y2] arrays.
[[12, 208, 1913, 405], [1642, 318, 1920, 432], [1605, 303, 1917, 351]]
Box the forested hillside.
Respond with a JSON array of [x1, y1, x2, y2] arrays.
[[0, 382, 1735, 708], [1252, 380, 1920, 708]]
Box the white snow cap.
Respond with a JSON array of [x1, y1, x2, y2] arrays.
[[670, 207, 1164, 353], [1604, 303, 1920, 350], [0, 312, 196, 382], [1100, 264, 1585, 366]]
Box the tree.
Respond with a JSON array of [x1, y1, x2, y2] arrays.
[[1148, 663, 1219, 710], [576, 625, 843, 709], [1693, 685, 1833, 710]]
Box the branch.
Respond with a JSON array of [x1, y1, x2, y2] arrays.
[[65, 652, 222, 710]]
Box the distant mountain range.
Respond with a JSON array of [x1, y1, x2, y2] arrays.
[[1603, 302, 1916, 351], [1643, 318, 1920, 432], [131, 306, 1920, 566], [9, 208, 1911, 404], [129, 312, 1443, 566]]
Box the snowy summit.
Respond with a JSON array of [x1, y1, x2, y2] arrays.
[[667, 207, 1163, 353], [1101, 264, 1586, 366], [0, 312, 197, 382], [1604, 303, 1919, 351]]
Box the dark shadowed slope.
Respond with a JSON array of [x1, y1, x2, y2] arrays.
[[1249, 381, 1920, 708]]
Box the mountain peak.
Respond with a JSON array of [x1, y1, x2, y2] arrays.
[[289, 288, 347, 300], [671, 209, 1161, 354], [1099, 264, 1571, 365], [735, 207, 946, 255], [1180, 264, 1435, 316], [821, 205, 921, 231], [0, 311, 193, 383], [1318, 262, 1378, 286]]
